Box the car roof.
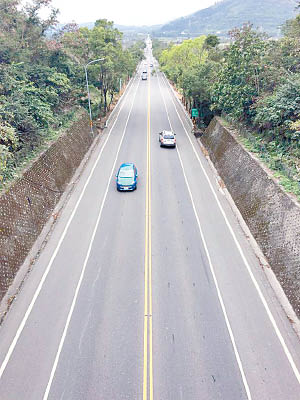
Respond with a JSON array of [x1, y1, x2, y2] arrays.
[[119, 163, 135, 170], [162, 130, 174, 135]]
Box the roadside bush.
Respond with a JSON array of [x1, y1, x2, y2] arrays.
[[0, 120, 18, 181], [211, 25, 268, 120], [253, 76, 300, 143]]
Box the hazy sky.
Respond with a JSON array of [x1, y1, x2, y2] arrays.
[[48, 0, 219, 26]]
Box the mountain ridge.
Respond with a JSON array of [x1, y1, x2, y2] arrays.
[[155, 0, 298, 38]]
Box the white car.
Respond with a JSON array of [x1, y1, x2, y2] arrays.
[[158, 130, 176, 147]]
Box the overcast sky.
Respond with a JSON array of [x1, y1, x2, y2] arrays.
[[48, 0, 219, 26]]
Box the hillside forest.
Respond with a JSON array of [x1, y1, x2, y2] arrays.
[[155, 0, 298, 39], [0, 0, 145, 187], [154, 11, 300, 197]]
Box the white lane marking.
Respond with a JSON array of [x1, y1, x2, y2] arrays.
[[0, 74, 138, 381], [160, 72, 300, 385], [42, 75, 141, 400], [157, 76, 252, 399]]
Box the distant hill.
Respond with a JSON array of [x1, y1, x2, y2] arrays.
[[115, 24, 162, 33], [154, 0, 298, 38]]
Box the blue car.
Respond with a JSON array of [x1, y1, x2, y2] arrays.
[[116, 163, 138, 191]]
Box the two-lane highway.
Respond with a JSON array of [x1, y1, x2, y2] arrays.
[[0, 43, 300, 399]]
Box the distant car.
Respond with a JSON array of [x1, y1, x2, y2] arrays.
[[116, 163, 138, 191], [142, 71, 147, 80], [158, 130, 176, 147], [150, 63, 153, 67]]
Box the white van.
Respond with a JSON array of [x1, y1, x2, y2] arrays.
[[142, 71, 147, 80]]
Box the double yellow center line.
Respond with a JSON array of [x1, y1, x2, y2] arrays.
[[143, 67, 153, 400]]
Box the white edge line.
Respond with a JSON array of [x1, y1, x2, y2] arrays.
[[0, 74, 138, 380], [42, 75, 141, 399], [160, 72, 300, 385], [157, 76, 252, 399]]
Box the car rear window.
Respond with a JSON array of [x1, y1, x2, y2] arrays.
[[163, 134, 174, 139]]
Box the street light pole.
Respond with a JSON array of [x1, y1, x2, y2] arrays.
[[84, 58, 104, 135]]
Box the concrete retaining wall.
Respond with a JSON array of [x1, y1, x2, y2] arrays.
[[0, 113, 93, 300], [201, 117, 300, 318]]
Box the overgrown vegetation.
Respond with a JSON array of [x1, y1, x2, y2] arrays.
[[0, 0, 144, 187], [159, 14, 300, 198]]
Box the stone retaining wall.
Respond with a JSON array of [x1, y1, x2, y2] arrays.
[[0, 113, 93, 300], [201, 117, 300, 317]]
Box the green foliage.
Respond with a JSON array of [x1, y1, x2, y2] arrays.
[[0, 119, 18, 181], [211, 24, 268, 119], [290, 119, 300, 132], [181, 61, 219, 123], [159, 35, 219, 124], [152, 39, 168, 61], [253, 76, 300, 142], [59, 18, 141, 114], [0, 0, 58, 64], [0, 63, 72, 147], [0, 1, 143, 186], [160, 36, 207, 85], [127, 40, 146, 63], [204, 35, 220, 49], [282, 14, 300, 38]]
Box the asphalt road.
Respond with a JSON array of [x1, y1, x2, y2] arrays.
[[0, 42, 300, 399]]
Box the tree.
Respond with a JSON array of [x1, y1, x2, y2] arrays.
[[0, 0, 58, 64], [160, 36, 208, 85], [211, 24, 268, 120], [282, 14, 300, 39], [159, 35, 221, 126], [0, 3, 143, 184], [204, 34, 220, 49], [181, 61, 218, 124], [59, 19, 139, 115], [24, 0, 58, 35], [253, 75, 300, 144]]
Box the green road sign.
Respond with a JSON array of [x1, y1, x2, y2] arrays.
[[191, 108, 199, 117]]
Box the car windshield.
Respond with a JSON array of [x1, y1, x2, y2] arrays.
[[119, 169, 134, 178], [164, 135, 174, 139]]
